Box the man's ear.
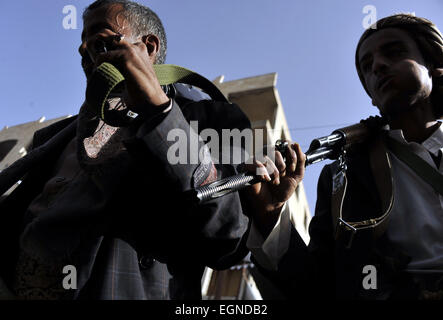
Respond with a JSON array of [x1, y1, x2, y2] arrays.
[[142, 34, 160, 64]]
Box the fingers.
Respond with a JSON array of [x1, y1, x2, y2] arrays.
[[245, 141, 307, 181], [274, 150, 286, 177], [240, 155, 282, 185], [264, 155, 280, 186], [85, 30, 122, 63], [94, 50, 127, 71], [94, 40, 149, 74], [241, 160, 271, 182], [292, 142, 306, 181], [274, 141, 306, 182], [86, 31, 148, 68], [285, 143, 297, 173]]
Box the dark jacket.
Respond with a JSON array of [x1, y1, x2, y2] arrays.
[[253, 144, 418, 300], [0, 87, 251, 300]]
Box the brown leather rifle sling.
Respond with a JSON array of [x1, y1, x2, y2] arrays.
[[332, 132, 395, 249]]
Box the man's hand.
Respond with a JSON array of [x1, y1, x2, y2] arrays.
[[88, 31, 170, 111], [243, 142, 306, 238]]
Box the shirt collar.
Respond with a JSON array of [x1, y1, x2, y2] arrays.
[[384, 121, 443, 156], [421, 122, 443, 156]]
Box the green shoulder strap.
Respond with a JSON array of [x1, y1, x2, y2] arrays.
[[86, 62, 228, 122], [386, 135, 443, 196]]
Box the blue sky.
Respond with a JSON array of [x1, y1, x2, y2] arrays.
[[1, 0, 443, 214]]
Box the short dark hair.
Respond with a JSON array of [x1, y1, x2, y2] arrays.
[[83, 0, 167, 64], [355, 14, 443, 118]]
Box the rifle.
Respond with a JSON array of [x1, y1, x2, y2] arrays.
[[188, 117, 385, 204]]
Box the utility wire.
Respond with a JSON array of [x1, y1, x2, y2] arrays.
[[262, 123, 352, 132], [287, 123, 352, 131]]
